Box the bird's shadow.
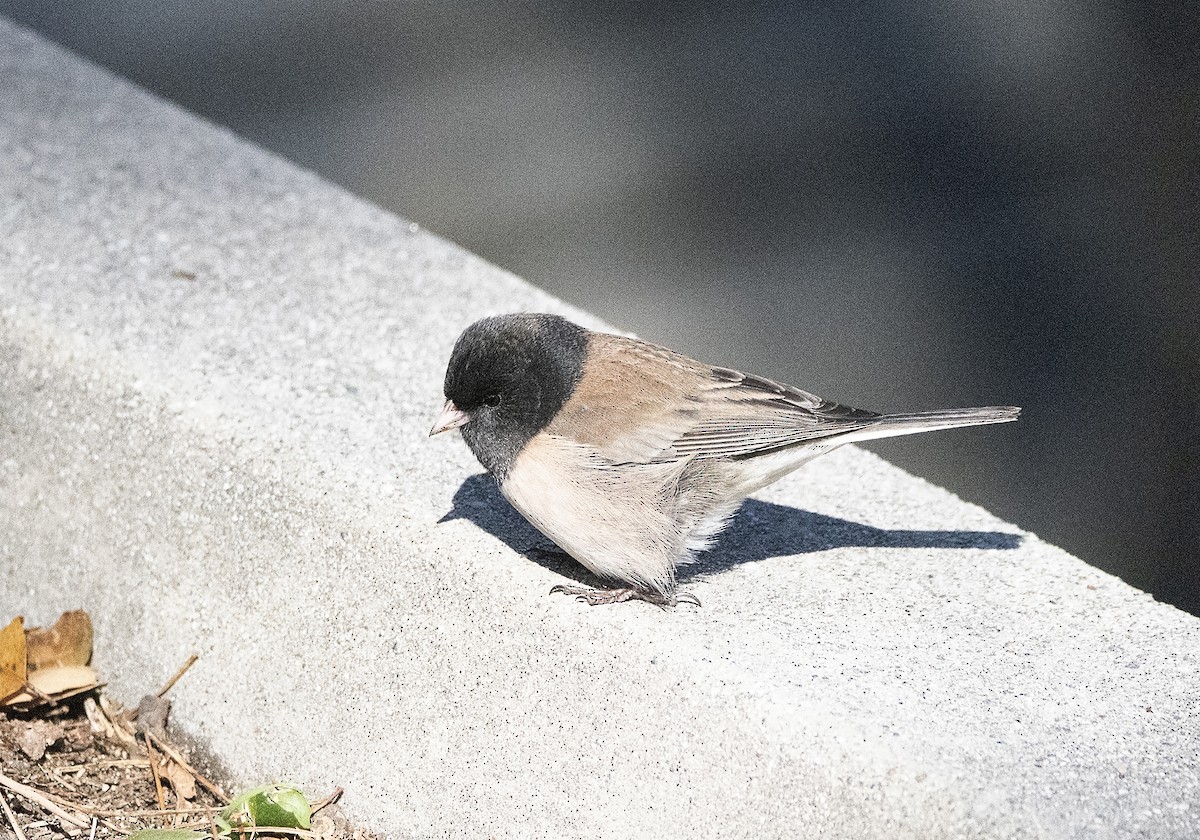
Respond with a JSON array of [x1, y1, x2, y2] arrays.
[[439, 473, 1022, 586]]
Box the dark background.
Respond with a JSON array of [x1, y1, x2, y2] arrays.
[[4, 2, 1196, 614]]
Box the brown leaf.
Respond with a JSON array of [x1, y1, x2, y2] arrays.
[[0, 615, 27, 702], [163, 759, 197, 801], [84, 696, 117, 738], [98, 692, 141, 749], [17, 720, 66, 760], [29, 664, 98, 694], [2, 664, 99, 706], [26, 610, 93, 670], [310, 813, 337, 840], [136, 694, 172, 741]]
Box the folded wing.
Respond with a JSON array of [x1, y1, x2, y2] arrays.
[[549, 333, 882, 464]]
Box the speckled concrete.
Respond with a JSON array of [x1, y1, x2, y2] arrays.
[[0, 19, 1196, 840]]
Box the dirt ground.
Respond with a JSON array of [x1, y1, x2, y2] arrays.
[[0, 690, 373, 840]]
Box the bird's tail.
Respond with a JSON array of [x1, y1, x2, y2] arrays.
[[834, 406, 1021, 445]]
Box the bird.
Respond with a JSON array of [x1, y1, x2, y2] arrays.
[[430, 312, 1019, 607]]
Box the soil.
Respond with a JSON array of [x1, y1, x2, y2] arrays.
[[0, 691, 373, 840]]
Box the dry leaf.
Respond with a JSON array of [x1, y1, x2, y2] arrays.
[[99, 692, 140, 748], [0, 615, 27, 702], [3, 664, 99, 706], [17, 719, 65, 760], [28, 663, 98, 695], [136, 694, 171, 741], [26, 609, 93, 670], [163, 759, 197, 800], [310, 813, 337, 840], [84, 696, 117, 738]]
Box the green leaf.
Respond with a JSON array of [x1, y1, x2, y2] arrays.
[[220, 784, 312, 831]]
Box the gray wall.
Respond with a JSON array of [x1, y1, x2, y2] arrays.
[[4, 1, 1196, 613]]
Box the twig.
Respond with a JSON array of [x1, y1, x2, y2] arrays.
[[226, 825, 318, 839], [309, 787, 343, 816], [96, 695, 139, 750], [87, 816, 97, 840], [1, 789, 29, 840], [41, 766, 78, 793], [145, 732, 227, 801], [74, 805, 223, 819], [18, 679, 57, 707], [0, 772, 90, 830], [98, 816, 125, 836], [144, 735, 168, 821], [129, 653, 202, 723], [158, 654, 200, 698], [205, 806, 222, 840], [73, 759, 151, 771]]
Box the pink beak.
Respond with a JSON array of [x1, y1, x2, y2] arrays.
[[429, 400, 470, 436]]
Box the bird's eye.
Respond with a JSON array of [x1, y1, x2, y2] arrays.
[[482, 394, 501, 407]]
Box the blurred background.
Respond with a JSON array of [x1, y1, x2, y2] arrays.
[[3, 1, 1196, 614]]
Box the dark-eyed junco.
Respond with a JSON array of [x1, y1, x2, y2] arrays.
[[431, 313, 1019, 607]]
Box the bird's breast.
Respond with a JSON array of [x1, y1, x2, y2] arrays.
[[500, 433, 691, 593]]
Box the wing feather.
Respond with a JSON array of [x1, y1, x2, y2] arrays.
[[547, 333, 879, 464]]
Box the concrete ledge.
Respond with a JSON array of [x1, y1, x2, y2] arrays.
[[2, 19, 1197, 840]]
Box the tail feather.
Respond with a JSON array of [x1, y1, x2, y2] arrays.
[[834, 406, 1020, 445]]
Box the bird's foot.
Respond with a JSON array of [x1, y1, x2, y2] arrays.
[[549, 584, 701, 608]]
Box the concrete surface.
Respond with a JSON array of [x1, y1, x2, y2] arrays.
[[0, 19, 1197, 840]]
